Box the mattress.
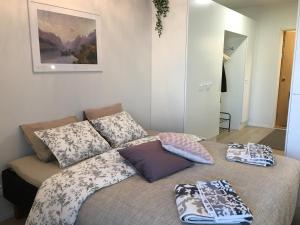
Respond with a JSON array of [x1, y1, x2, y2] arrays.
[[8, 131, 159, 188], [74, 141, 300, 225], [8, 155, 61, 187]]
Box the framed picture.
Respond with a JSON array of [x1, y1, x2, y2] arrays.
[[28, 2, 102, 72]]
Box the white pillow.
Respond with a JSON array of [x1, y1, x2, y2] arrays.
[[159, 132, 213, 164], [90, 111, 148, 147], [35, 121, 111, 168]]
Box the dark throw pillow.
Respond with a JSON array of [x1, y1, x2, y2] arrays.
[[118, 140, 194, 183]]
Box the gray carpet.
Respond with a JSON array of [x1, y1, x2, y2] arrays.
[[258, 129, 286, 150]]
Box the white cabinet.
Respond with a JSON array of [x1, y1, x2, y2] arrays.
[[151, 1, 255, 138]]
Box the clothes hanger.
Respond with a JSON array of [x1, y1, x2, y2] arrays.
[[223, 53, 231, 61]]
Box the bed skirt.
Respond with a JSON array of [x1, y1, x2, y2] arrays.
[[2, 169, 38, 218]]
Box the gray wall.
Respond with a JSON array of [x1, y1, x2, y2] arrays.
[[0, 0, 152, 220]]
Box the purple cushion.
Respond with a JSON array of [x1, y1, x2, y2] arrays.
[[118, 140, 194, 183]]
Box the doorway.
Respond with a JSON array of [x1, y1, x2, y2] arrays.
[[275, 30, 296, 128], [220, 31, 248, 132]]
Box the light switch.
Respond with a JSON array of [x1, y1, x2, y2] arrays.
[[199, 82, 213, 92]]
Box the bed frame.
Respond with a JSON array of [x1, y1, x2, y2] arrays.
[[2, 169, 38, 218]]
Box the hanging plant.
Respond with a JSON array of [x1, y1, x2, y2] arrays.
[[153, 0, 170, 37]]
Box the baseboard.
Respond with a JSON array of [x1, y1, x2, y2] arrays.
[[240, 121, 249, 130], [248, 122, 273, 129]]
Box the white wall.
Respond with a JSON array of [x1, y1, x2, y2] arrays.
[[0, 0, 152, 221], [185, 1, 255, 138], [236, 2, 298, 128], [151, 0, 188, 132], [286, 2, 300, 159]]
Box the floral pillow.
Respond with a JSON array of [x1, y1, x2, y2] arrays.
[[90, 111, 148, 147], [159, 132, 214, 164], [35, 121, 111, 168]]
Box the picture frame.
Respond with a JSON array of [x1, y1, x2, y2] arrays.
[[28, 1, 102, 72]]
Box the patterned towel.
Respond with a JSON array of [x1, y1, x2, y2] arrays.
[[197, 180, 253, 224], [175, 184, 211, 224], [226, 143, 275, 167], [175, 180, 253, 224]]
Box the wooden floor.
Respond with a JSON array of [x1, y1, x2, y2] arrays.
[[0, 126, 297, 225], [213, 126, 274, 144], [212, 126, 284, 155]]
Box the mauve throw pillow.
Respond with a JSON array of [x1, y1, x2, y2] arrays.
[[118, 140, 194, 183], [158, 133, 214, 164]]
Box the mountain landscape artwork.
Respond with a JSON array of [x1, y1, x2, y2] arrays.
[[37, 9, 98, 65]]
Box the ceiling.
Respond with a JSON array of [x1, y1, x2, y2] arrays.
[[213, 0, 297, 9]]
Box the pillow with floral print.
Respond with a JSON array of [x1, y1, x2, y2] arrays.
[[90, 111, 148, 147], [35, 121, 111, 168]]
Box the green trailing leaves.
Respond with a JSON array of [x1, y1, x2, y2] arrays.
[[153, 0, 169, 37]]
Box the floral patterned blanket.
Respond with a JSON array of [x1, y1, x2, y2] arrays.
[[25, 136, 158, 225], [25, 149, 135, 225], [26, 136, 158, 225]]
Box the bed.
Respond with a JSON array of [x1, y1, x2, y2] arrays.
[[3, 140, 300, 225]]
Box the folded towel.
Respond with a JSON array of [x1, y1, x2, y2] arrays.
[[197, 180, 253, 224], [226, 143, 275, 167], [175, 180, 253, 224], [175, 184, 211, 224]]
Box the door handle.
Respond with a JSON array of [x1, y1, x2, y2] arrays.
[[281, 77, 286, 82]]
